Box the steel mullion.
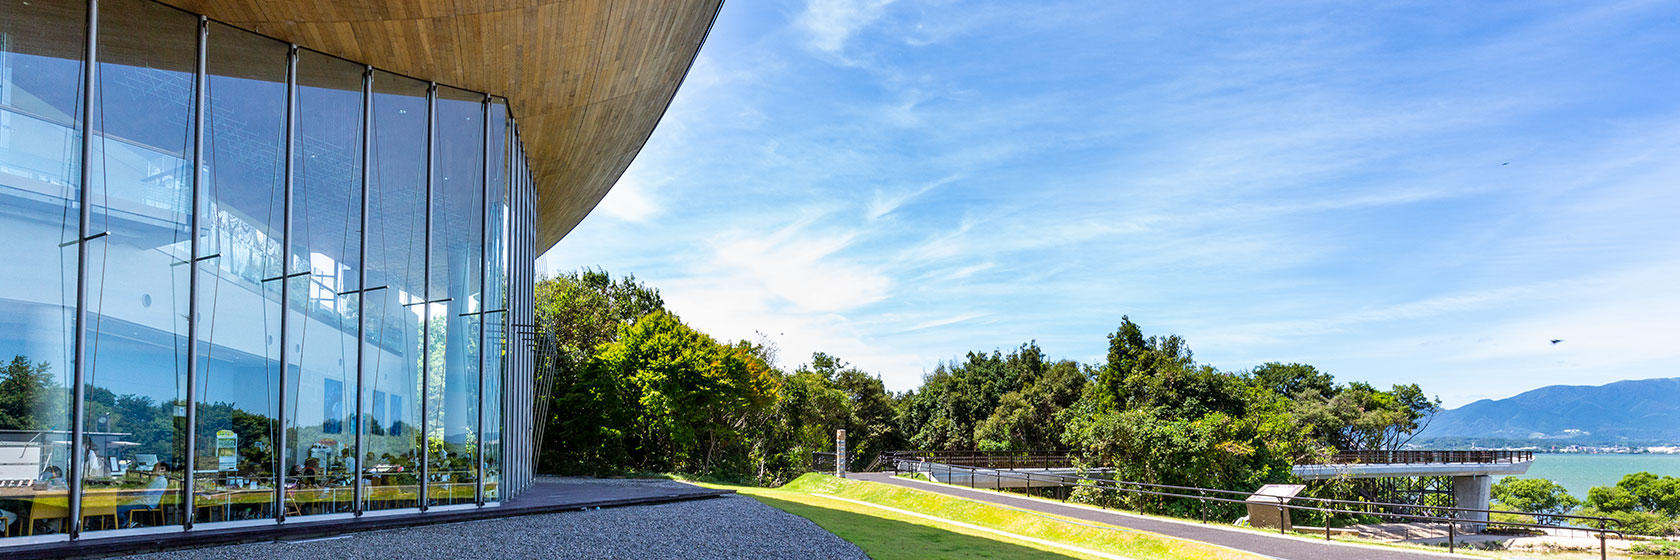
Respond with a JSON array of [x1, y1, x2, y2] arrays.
[[475, 96, 490, 507], [420, 81, 436, 512], [354, 64, 372, 517], [68, 0, 98, 539], [183, 14, 208, 531], [500, 113, 512, 500], [520, 150, 532, 495], [276, 43, 298, 524]]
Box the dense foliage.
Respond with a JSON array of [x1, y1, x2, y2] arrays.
[[1488, 472, 1680, 536], [533, 271, 1445, 498], [1491, 477, 1581, 524], [532, 271, 899, 483], [1582, 472, 1680, 535]]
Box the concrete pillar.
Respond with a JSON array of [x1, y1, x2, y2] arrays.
[[1452, 475, 1492, 532]]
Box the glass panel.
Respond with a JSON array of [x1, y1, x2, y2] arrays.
[[481, 101, 506, 501], [81, 0, 195, 533], [0, 0, 84, 540], [427, 86, 480, 507], [282, 50, 361, 516], [362, 71, 426, 511], [193, 21, 286, 523]]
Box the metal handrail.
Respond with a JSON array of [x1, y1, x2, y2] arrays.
[[879, 450, 1074, 470], [1304, 449, 1534, 465], [898, 460, 1624, 559]]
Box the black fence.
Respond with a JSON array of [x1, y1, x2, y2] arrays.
[[874, 450, 1074, 471], [896, 459, 1622, 559]]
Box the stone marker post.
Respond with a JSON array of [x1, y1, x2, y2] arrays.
[[836, 429, 847, 478]]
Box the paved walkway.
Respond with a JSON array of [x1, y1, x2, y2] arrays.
[[853, 472, 1470, 560]]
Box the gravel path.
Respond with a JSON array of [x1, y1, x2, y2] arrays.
[[125, 493, 867, 560]]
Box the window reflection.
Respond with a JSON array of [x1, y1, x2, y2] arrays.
[[0, 0, 520, 540], [428, 87, 482, 507], [363, 72, 428, 511], [282, 50, 362, 516], [81, 0, 196, 532], [0, 0, 83, 539], [192, 21, 286, 523]]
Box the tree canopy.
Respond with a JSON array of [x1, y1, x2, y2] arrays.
[[532, 271, 1446, 496]]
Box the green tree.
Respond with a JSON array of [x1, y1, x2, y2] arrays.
[[1290, 381, 1439, 451], [588, 310, 777, 475], [1063, 319, 1312, 516], [751, 364, 846, 483], [0, 356, 62, 430], [1250, 362, 1335, 399], [821, 354, 906, 471], [533, 270, 664, 474], [1491, 477, 1581, 523], [901, 342, 1065, 451], [1582, 473, 1680, 536], [976, 360, 1087, 451]]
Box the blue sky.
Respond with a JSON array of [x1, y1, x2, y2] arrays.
[[539, 0, 1680, 408]]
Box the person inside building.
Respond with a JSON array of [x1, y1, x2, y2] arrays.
[[116, 462, 171, 528]]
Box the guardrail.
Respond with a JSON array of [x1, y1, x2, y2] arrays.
[[895, 459, 1623, 559], [1304, 450, 1534, 465], [876, 450, 1074, 470]]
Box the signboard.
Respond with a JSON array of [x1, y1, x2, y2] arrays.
[[835, 429, 847, 478], [215, 429, 238, 472]]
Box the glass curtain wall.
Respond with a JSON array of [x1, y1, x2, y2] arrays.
[[363, 71, 428, 511], [284, 50, 363, 516], [427, 86, 482, 507], [0, 0, 522, 543], [0, 0, 84, 540], [82, 0, 196, 533], [193, 20, 287, 523]]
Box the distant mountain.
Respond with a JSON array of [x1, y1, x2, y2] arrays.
[[1415, 377, 1680, 446]]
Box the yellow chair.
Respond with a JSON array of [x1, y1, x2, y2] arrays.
[[81, 501, 118, 530], [24, 500, 69, 536]]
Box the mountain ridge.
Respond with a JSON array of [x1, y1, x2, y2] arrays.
[[1415, 377, 1680, 445]]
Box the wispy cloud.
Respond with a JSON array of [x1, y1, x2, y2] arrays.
[[593, 172, 664, 223], [867, 174, 961, 220], [544, 0, 1680, 407], [797, 0, 896, 53]]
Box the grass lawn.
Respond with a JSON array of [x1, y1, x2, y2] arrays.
[[699, 474, 1265, 560]]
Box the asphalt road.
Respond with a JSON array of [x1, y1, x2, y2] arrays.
[[852, 472, 1468, 560]]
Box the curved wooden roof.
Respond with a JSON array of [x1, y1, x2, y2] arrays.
[[162, 0, 722, 252]]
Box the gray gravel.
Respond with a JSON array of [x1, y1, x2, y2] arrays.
[[124, 494, 868, 560]]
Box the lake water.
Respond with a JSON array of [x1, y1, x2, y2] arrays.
[[1515, 453, 1680, 498]]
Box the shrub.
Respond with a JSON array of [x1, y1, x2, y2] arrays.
[[1630, 540, 1680, 557]]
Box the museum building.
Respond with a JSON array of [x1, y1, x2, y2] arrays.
[[0, 0, 717, 547]]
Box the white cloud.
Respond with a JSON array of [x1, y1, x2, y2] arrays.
[[594, 173, 663, 223], [797, 0, 896, 53], [544, 0, 1680, 405], [866, 174, 961, 220]]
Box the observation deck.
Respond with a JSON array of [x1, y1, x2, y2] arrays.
[[1290, 450, 1533, 480], [1291, 450, 1533, 531]]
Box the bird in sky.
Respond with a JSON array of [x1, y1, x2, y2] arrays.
[[1550, 339, 1564, 344]]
